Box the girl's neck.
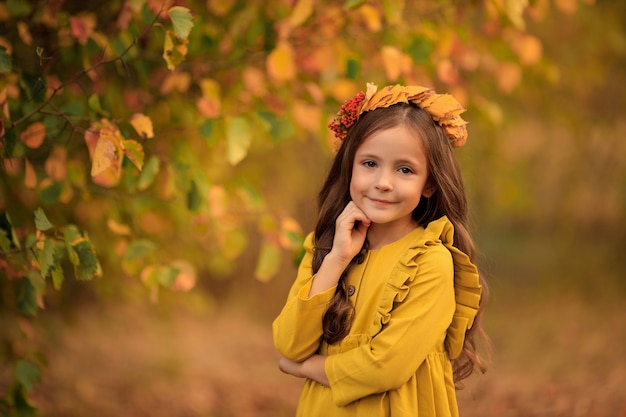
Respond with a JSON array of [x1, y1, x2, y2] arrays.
[[367, 220, 418, 250]]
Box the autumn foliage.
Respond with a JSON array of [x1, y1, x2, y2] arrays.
[[1, 0, 618, 414]]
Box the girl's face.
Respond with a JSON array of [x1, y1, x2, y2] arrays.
[[350, 124, 433, 238]]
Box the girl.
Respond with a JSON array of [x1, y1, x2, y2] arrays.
[[273, 83, 486, 417]]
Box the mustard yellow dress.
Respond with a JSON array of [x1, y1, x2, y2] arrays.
[[273, 216, 482, 417]]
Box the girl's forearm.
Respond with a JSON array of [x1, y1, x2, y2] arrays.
[[308, 252, 349, 297], [279, 355, 330, 386], [302, 355, 329, 386]]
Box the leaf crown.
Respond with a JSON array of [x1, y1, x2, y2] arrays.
[[328, 83, 468, 147]]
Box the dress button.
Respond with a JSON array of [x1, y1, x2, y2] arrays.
[[347, 285, 356, 296]]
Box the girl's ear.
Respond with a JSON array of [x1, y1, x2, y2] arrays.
[[422, 182, 436, 198]]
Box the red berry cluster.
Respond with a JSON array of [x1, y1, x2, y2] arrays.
[[328, 91, 366, 141]]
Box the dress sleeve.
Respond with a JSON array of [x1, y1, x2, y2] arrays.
[[272, 232, 337, 362], [325, 242, 456, 407]]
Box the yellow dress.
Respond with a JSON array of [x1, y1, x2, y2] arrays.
[[273, 216, 481, 417]]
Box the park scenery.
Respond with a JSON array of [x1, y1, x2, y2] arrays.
[[1, 0, 625, 416]]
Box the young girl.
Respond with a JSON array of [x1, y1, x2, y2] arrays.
[[273, 83, 486, 417]]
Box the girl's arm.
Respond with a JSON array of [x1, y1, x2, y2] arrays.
[[272, 202, 370, 362], [308, 201, 370, 297], [325, 244, 457, 407], [278, 355, 329, 386]]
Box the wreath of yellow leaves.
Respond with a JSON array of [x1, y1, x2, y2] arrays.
[[329, 83, 468, 148]]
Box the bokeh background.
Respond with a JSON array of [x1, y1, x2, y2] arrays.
[[1, 0, 625, 416]]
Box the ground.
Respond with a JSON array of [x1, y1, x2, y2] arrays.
[[15, 289, 626, 417]]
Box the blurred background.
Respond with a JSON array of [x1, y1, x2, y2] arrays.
[[1, 0, 625, 416]]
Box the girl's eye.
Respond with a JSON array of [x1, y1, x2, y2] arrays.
[[363, 160, 377, 168], [399, 167, 413, 174]]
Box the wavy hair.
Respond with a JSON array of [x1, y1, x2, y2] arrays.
[[313, 103, 488, 382]]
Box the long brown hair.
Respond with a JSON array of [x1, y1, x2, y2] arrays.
[[314, 102, 488, 382]]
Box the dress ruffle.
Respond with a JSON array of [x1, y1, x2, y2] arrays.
[[368, 216, 481, 360]]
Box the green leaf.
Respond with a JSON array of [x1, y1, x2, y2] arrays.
[[125, 239, 156, 262], [168, 6, 194, 40], [254, 240, 281, 282], [18, 279, 38, 317], [344, 0, 366, 10], [38, 181, 62, 204], [186, 179, 202, 212], [143, 266, 179, 288], [381, 0, 403, 25], [226, 117, 252, 165], [6, 0, 31, 16], [72, 239, 98, 280], [0, 45, 12, 74], [199, 119, 215, 141], [2, 129, 17, 158], [88, 94, 110, 117], [39, 237, 55, 278], [407, 37, 434, 63], [63, 224, 83, 245], [0, 211, 20, 249], [162, 30, 188, 70], [122, 139, 145, 171], [14, 360, 41, 392], [34, 207, 54, 231], [346, 58, 359, 80], [66, 243, 79, 266], [51, 264, 64, 290], [137, 155, 160, 191], [0, 228, 11, 251], [19, 73, 46, 103]]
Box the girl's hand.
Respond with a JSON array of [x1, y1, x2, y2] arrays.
[[330, 201, 371, 265]]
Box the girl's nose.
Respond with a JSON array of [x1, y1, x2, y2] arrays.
[[375, 171, 393, 191]]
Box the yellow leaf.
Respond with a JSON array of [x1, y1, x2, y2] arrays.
[[330, 79, 358, 102], [242, 67, 267, 97], [90, 127, 122, 178], [279, 217, 303, 249], [24, 159, 37, 189], [554, 0, 577, 14], [207, 0, 233, 16], [358, 4, 382, 32], [288, 0, 314, 27], [159, 72, 191, 94], [170, 260, 196, 292], [196, 78, 221, 118], [504, 0, 529, 29], [162, 30, 189, 71], [381, 46, 405, 82], [292, 100, 321, 133], [267, 42, 296, 82], [226, 117, 252, 166], [254, 240, 281, 282], [107, 219, 131, 235], [512, 34, 543, 66], [20, 122, 46, 149], [382, 0, 405, 25], [497, 61, 522, 94], [130, 113, 154, 139], [44, 146, 67, 181]]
